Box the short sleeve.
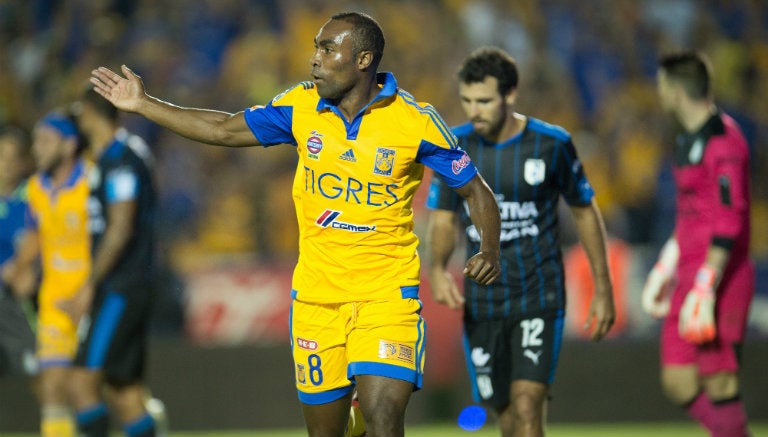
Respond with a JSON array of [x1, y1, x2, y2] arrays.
[[555, 139, 594, 206]]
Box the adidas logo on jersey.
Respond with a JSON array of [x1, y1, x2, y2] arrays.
[[339, 149, 357, 162]]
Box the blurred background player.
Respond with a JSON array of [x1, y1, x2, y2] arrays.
[[11, 112, 92, 437], [426, 46, 615, 437], [64, 88, 166, 437], [642, 51, 754, 437], [0, 125, 38, 381]]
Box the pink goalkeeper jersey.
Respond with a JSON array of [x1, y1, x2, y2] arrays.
[[672, 111, 753, 295]]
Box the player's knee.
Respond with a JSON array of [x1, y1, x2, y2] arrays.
[[661, 381, 698, 405], [508, 392, 543, 425], [359, 397, 405, 435], [702, 372, 739, 401], [661, 368, 698, 405]]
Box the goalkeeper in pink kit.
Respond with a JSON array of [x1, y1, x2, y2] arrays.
[[642, 51, 754, 437]]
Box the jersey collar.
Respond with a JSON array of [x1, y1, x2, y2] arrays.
[[40, 159, 86, 191], [315, 72, 397, 115], [100, 128, 130, 161]]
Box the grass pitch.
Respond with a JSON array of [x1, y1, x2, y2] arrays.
[[7, 421, 761, 436], [172, 421, 765, 436]]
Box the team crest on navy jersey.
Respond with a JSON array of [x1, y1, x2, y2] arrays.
[[306, 131, 324, 160], [373, 147, 396, 176], [524, 158, 546, 185]]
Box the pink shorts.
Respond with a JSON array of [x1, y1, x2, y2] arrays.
[[661, 262, 754, 375]]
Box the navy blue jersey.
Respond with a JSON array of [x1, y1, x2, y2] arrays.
[[89, 128, 156, 291], [0, 183, 27, 266], [426, 117, 594, 321]]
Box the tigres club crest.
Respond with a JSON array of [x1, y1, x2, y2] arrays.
[[524, 158, 546, 186], [373, 147, 395, 176]]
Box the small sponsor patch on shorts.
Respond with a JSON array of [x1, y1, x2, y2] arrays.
[[378, 340, 414, 364]]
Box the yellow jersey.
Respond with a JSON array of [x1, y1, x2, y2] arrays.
[[26, 160, 92, 307], [244, 73, 477, 303]]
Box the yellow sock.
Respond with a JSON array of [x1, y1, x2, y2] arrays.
[[41, 408, 75, 437]]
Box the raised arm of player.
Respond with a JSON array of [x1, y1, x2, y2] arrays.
[[90, 65, 258, 148], [427, 209, 464, 310], [453, 174, 501, 286], [570, 199, 616, 341]]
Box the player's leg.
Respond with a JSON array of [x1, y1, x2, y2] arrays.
[[105, 381, 157, 437], [693, 268, 754, 437], [354, 374, 412, 437], [72, 290, 157, 437], [36, 306, 79, 437], [291, 300, 356, 437], [69, 367, 110, 437], [347, 298, 425, 437], [700, 370, 748, 437], [499, 311, 561, 437], [301, 393, 353, 437], [661, 268, 752, 437], [104, 290, 159, 437], [497, 380, 548, 437], [660, 302, 714, 433], [39, 366, 76, 437]]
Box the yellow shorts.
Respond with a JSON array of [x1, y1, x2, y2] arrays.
[[290, 297, 426, 405], [36, 299, 78, 368]]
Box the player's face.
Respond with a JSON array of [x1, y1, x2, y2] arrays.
[[656, 70, 677, 113], [459, 76, 510, 139], [32, 126, 69, 174], [0, 137, 29, 188], [311, 19, 359, 100]]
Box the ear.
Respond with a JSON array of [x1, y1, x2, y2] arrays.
[[356, 50, 374, 71], [63, 137, 79, 157], [504, 88, 518, 106]]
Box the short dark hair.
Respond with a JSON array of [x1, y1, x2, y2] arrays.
[[331, 11, 385, 70], [81, 87, 119, 122], [659, 51, 711, 100], [458, 46, 519, 96]]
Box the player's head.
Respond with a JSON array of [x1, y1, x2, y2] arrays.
[[0, 125, 33, 189], [32, 111, 83, 174], [72, 87, 119, 136], [311, 12, 385, 100], [657, 51, 712, 112], [457, 47, 519, 138]]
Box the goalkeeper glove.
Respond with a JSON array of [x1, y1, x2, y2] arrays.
[[679, 264, 718, 344], [641, 239, 679, 318]]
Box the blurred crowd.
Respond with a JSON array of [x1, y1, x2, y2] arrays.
[[1, 0, 766, 337]]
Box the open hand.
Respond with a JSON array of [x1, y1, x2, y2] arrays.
[[90, 65, 147, 113], [428, 269, 464, 310]]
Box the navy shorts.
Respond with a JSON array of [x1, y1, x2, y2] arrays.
[[463, 310, 564, 410]]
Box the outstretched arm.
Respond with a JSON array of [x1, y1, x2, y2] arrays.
[[454, 174, 500, 286], [90, 65, 258, 147], [570, 200, 615, 341]]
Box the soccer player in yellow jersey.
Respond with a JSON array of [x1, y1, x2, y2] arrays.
[[90, 11, 501, 437], [17, 112, 92, 437]]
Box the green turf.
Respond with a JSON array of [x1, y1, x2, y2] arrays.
[[7, 421, 763, 437]]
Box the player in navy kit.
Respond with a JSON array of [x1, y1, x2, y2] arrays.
[[426, 46, 615, 437], [63, 88, 162, 437], [0, 126, 37, 380], [642, 51, 753, 437]]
